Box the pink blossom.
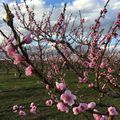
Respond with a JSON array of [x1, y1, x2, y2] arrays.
[[78, 103, 88, 112], [19, 110, 26, 116], [45, 99, 53, 106], [88, 53, 94, 60], [23, 34, 32, 44], [100, 62, 105, 69], [60, 90, 76, 106], [108, 106, 118, 116], [30, 102, 35, 108], [57, 102, 69, 113], [93, 109, 101, 120], [79, 77, 88, 83], [46, 84, 50, 90], [106, 74, 113, 80], [110, 78, 116, 84], [100, 72, 105, 76], [13, 54, 23, 65], [93, 114, 107, 120], [89, 61, 96, 68], [25, 65, 33, 76], [100, 59, 108, 69], [30, 102, 37, 114], [56, 82, 66, 91], [108, 68, 114, 73], [47, 71, 52, 79], [51, 63, 56, 69], [72, 107, 80, 115], [13, 105, 18, 113], [82, 61, 89, 68], [88, 83, 94, 88], [5, 44, 16, 57], [83, 71, 88, 77], [88, 102, 96, 109], [93, 109, 108, 120], [82, 77, 88, 83], [30, 105, 37, 114], [94, 115, 101, 120], [69, 103, 88, 115]]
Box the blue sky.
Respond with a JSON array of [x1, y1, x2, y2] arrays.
[[43, 0, 73, 5], [0, 0, 74, 4]]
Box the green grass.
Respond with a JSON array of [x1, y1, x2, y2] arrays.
[[0, 70, 120, 120]]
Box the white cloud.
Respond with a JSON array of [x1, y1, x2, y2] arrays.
[[0, 0, 120, 43], [68, 0, 101, 11]]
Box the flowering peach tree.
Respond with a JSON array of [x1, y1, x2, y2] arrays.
[[0, 0, 120, 119]]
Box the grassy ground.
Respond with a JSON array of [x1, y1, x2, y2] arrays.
[[0, 70, 120, 120]]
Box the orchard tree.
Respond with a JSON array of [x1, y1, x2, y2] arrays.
[[0, 45, 24, 78], [0, 0, 120, 119]]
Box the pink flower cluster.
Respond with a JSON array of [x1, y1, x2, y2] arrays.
[[5, 43, 15, 57], [60, 90, 76, 106], [73, 102, 96, 115], [23, 34, 32, 44], [13, 102, 37, 116], [5, 43, 23, 64], [108, 106, 118, 116], [30, 102, 37, 114], [45, 99, 53, 106], [5, 34, 32, 65], [57, 102, 69, 113], [25, 65, 33, 76], [55, 90, 76, 113], [100, 59, 108, 69], [12, 105, 26, 117], [93, 111, 108, 120], [19, 110, 26, 116], [14, 54, 24, 65], [56, 82, 66, 91], [79, 71, 88, 83], [93, 106, 118, 120]]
